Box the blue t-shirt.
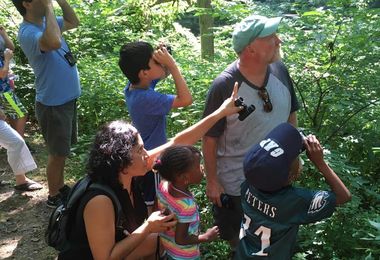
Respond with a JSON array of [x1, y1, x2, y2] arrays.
[[18, 17, 81, 106], [124, 80, 174, 150]]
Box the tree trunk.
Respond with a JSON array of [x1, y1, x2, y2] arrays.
[[197, 0, 214, 61]]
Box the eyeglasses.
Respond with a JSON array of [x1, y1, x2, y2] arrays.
[[257, 88, 273, 112]]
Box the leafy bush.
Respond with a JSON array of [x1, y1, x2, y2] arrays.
[[2, 0, 378, 258]]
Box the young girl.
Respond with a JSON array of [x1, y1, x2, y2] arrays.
[[154, 145, 220, 260]]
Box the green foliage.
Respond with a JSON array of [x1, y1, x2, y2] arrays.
[[1, 0, 379, 258]]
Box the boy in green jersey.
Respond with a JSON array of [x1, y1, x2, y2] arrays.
[[236, 123, 351, 259]]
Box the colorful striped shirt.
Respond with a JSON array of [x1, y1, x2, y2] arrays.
[[157, 181, 200, 260]]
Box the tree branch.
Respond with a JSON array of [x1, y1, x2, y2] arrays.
[[326, 100, 380, 142]]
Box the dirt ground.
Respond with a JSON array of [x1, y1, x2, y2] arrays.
[[0, 134, 57, 260]]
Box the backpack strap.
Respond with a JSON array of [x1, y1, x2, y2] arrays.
[[87, 183, 123, 227], [67, 177, 123, 232], [66, 176, 92, 209]]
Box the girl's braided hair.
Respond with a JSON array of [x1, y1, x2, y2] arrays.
[[153, 145, 201, 182]]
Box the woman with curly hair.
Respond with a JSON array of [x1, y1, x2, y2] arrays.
[[58, 84, 241, 259]]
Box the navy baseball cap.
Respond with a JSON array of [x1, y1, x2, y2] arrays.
[[243, 123, 304, 192]]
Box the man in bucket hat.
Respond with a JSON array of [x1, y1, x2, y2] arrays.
[[235, 123, 351, 259], [202, 14, 299, 254]]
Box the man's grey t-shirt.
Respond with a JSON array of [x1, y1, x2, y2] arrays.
[[203, 60, 299, 196]]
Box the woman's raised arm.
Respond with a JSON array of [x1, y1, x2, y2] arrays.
[[147, 82, 242, 168]]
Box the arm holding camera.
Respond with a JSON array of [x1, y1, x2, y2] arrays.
[[153, 45, 192, 108], [304, 135, 351, 205], [84, 197, 176, 259], [56, 0, 80, 32], [0, 26, 15, 51], [0, 49, 13, 79], [39, 0, 79, 51], [39, 0, 62, 51]]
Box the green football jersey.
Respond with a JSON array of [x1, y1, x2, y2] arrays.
[[235, 181, 336, 260]]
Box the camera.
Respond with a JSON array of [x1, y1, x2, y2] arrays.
[[165, 45, 172, 55], [161, 208, 176, 222], [234, 97, 256, 121], [64, 51, 77, 67], [298, 129, 307, 152], [220, 193, 234, 209], [157, 44, 172, 55], [161, 207, 171, 216]]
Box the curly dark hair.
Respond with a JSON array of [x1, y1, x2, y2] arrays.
[[153, 145, 201, 183], [87, 120, 139, 188], [86, 120, 148, 232]]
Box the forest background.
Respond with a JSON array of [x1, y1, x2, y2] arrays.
[[0, 0, 379, 259]]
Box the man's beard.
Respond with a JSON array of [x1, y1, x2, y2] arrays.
[[270, 47, 282, 63]]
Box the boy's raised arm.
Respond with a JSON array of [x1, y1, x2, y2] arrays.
[[305, 135, 351, 205], [153, 45, 192, 108]]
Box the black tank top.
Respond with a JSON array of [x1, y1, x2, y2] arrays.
[[58, 179, 148, 259]]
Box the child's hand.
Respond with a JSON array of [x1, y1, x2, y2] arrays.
[[153, 45, 176, 71], [200, 226, 220, 242], [304, 135, 324, 165]]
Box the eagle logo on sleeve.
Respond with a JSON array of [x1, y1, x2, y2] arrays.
[[308, 191, 329, 214]]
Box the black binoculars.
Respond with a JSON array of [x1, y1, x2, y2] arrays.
[[234, 96, 256, 121]]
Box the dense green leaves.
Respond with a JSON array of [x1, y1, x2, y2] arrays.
[[1, 0, 379, 258]]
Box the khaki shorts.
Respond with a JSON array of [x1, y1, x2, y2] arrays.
[[35, 99, 77, 156]]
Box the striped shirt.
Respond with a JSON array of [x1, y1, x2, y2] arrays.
[[157, 181, 200, 260]]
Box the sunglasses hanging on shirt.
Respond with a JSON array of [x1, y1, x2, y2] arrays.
[[257, 87, 273, 112]]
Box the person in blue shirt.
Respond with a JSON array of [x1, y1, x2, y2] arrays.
[[12, 0, 80, 207], [236, 123, 351, 259], [119, 41, 192, 211]]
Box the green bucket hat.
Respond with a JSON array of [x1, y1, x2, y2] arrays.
[[232, 15, 282, 53]]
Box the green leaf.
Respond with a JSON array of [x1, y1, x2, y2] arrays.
[[302, 10, 323, 17], [368, 220, 380, 231]]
